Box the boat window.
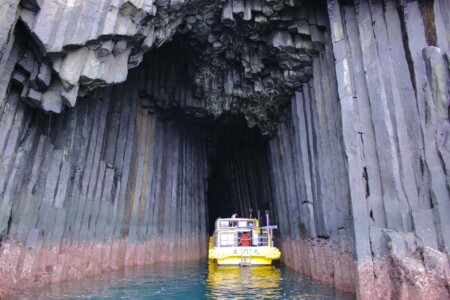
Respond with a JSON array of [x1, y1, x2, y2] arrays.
[[219, 221, 230, 228], [219, 232, 235, 246], [238, 221, 247, 227]]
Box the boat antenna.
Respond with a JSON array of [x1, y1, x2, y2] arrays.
[[266, 210, 273, 246], [249, 208, 253, 218]]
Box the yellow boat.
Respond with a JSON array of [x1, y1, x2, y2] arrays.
[[208, 217, 281, 266]]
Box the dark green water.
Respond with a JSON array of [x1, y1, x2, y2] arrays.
[[13, 261, 355, 299]]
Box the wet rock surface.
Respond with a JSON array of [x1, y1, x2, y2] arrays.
[[0, 0, 449, 299]]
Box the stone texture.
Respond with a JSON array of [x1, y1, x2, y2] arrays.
[[10, 0, 324, 134], [0, 65, 211, 295], [325, 0, 450, 298], [0, 1, 449, 299], [0, 0, 21, 109]]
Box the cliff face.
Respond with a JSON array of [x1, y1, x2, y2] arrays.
[[0, 63, 211, 290], [0, 0, 449, 299], [270, 0, 450, 298]]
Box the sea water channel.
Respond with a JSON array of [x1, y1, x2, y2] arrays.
[[12, 261, 355, 299]]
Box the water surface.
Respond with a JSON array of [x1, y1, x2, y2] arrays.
[[13, 261, 355, 299]]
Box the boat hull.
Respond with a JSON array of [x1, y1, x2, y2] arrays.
[[209, 246, 281, 266], [213, 256, 274, 266]]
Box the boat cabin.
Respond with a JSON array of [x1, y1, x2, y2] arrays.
[[212, 218, 275, 248], [209, 217, 281, 266]]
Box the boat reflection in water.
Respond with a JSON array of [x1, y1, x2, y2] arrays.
[[206, 261, 282, 299]]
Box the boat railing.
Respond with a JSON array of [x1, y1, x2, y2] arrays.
[[214, 226, 277, 247], [233, 234, 271, 247], [255, 234, 269, 246], [259, 225, 278, 230]]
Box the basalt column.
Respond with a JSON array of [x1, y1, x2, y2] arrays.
[[326, 1, 450, 299], [0, 64, 210, 292], [268, 32, 354, 292], [0, 0, 449, 299], [267, 0, 450, 298]]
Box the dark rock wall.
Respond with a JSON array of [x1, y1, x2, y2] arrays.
[[266, 0, 450, 297], [0, 60, 210, 291], [0, 1, 20, 105], [327, 0, 449, 298], [268, 23, 354, 291]]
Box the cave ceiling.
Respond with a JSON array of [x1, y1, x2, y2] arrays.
[[15, 0, 326, 134]]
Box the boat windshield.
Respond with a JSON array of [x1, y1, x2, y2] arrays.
[[217, 219, 256, 229]]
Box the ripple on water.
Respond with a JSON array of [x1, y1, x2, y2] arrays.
[[12, 261, 355, 300]]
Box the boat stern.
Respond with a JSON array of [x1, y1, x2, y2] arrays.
[[209, 246, 281, 266]]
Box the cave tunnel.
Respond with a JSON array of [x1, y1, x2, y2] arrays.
[[121, 26, 354, 277], [0, 0, 358, 293], [206, 114, 274, 235], [132, 38, 279, 237], [2, 0, 449, 298], [1, 1, 352, 289]]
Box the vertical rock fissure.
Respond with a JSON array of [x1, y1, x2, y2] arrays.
[[397, 5, 418, 95]]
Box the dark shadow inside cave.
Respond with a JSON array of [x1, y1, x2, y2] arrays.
[[206, 114, 274, 235]]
